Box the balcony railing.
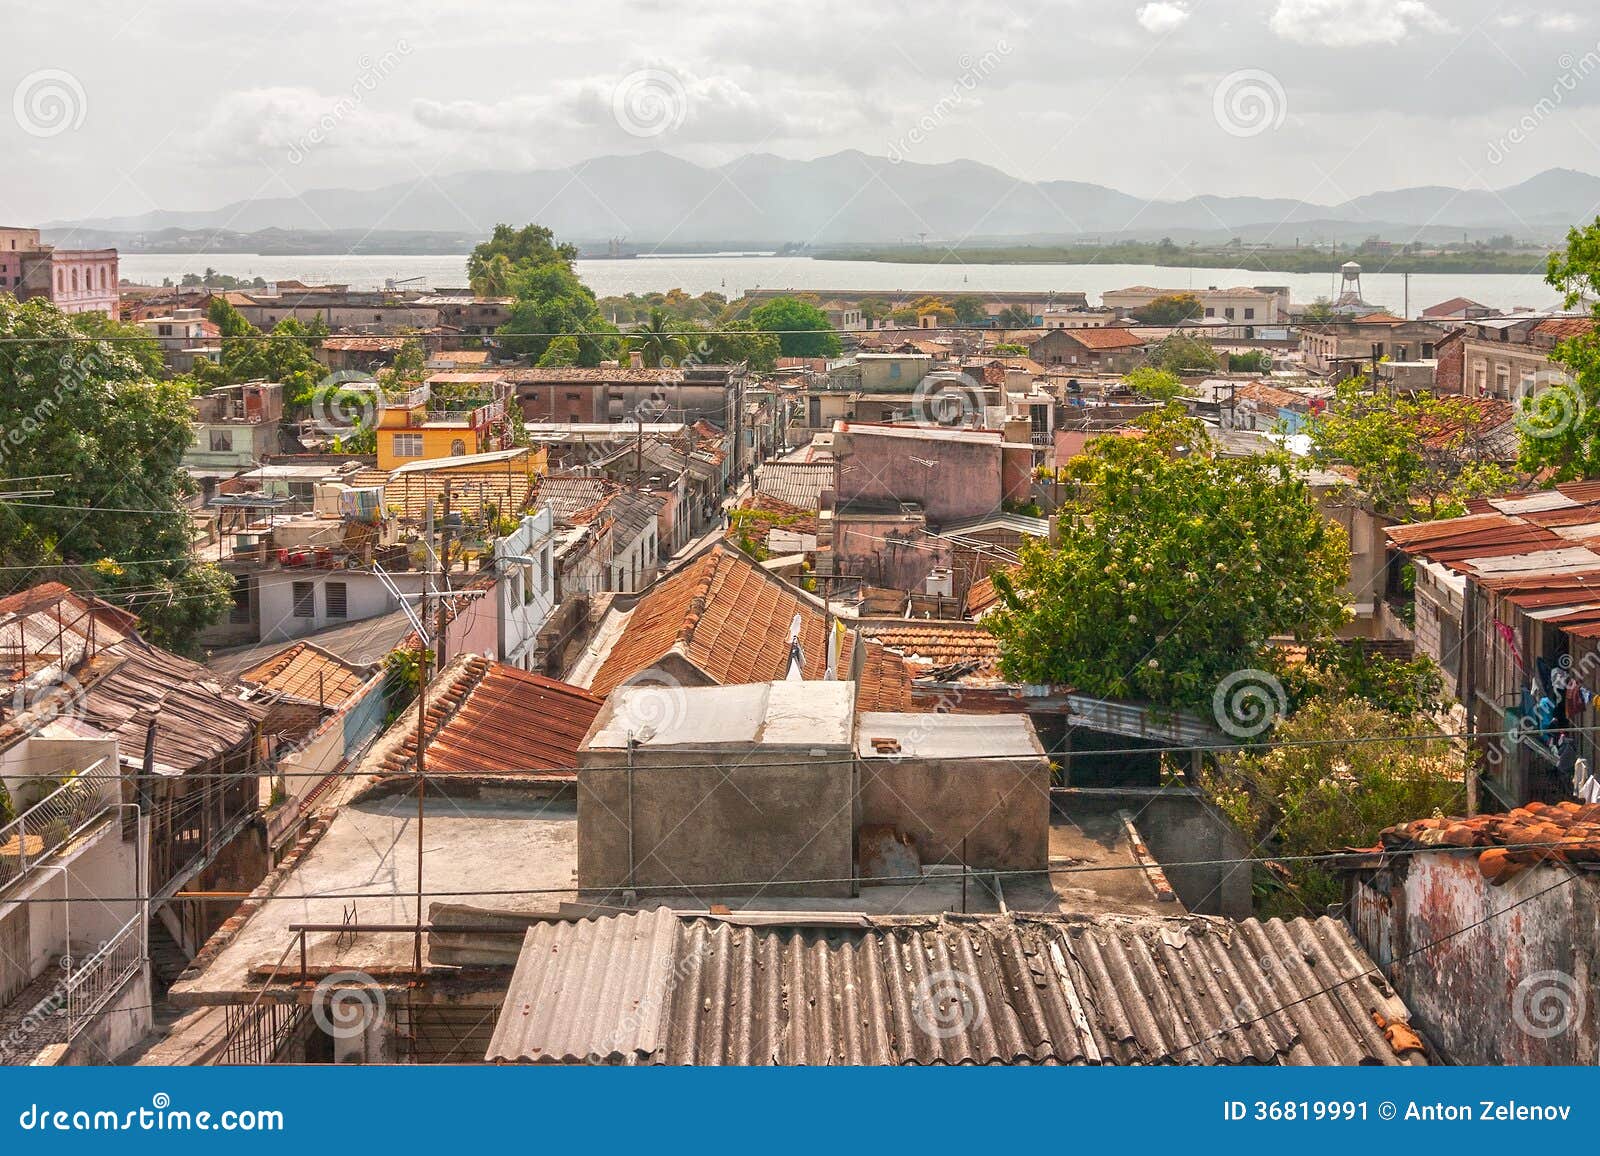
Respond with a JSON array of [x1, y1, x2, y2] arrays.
[[0, 756, 119, 893], [66, 914, 144, 1039]]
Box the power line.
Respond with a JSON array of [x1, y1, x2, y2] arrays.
[[1, 837, 1590, 908]]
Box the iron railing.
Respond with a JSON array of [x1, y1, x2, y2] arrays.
[[0, 756, 118, 893], [65, 914, 144, 1039]]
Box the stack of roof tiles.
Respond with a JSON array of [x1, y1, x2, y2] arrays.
[[1380, 800, 1600, 885], [486, 909, 1425, 1066]]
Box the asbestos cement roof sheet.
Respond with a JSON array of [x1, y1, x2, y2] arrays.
[[486, 909, 1427, 1066]]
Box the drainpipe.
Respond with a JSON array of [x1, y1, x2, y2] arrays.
[[626, 737, 638, 901]]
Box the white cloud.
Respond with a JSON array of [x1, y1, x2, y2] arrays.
[[1540, 11, 1582, 32], [412, 65, 850, 148], [1270, 0, 1453, 47], [192, 85, 422, 167], [1136, 2, 1190, 34]]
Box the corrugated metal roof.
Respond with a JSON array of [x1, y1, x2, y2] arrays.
[[375, 655, 602, 776], [486, 909, 1425, 1066]]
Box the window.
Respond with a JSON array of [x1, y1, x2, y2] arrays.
[[1204, 307, 1215, 317], [1224, 307, 1235, 320], [157, 324, 172, 337], [540, 547, 551, 593], [450, 438, 467, 455], [209, 429, 233, 452], [324, 581, 347, 619], [292, 581, 315, 618], [1243, 308, 1255, 320], [1422, 342, 1435, 359], [392, 432, 423, 457], [229, 576, 253, 624], [888, 362, 902, 379], [565, 392, 582, 401]]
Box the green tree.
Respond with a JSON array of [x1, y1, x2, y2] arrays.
[[697, 320, 780, 371], [197, 299, 327, 412], [1300, 297, 1336, 323], [1228, 350, 1272, 373], [1132, 292, 1203, 325], [748, 297, 842, 358], [1199, 698, 1467, 915], [0, 298, 233, 652], [71, 313, 165, 377], [1307, 379, 1515, 521], [468, 224, 578, 295], [625, 307, 690, 368], [1147, 332, 1220, 373], [986, 409, 1349, 709], [536, 335, 580, 367], [1515, 218, 1600, 479], [1123, 366, 1189, 402], [471, 224, 616, 365], [996, 304, 1034, 329], [951, 295, 988, 325]]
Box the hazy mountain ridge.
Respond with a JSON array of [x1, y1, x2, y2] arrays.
[[41, 153, 1600, 247]]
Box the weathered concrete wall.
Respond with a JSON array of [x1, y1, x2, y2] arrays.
[[578, 748, 855, 897], [1053, 788, 1252, 917], [833, 428, 1002, 525], [858, 756, 1048, 871], [1345, 855, 1599, 1065]]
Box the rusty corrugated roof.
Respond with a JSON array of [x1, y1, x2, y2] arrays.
[[486, 909, 1425, 1066], [378, 655, 602, 776]]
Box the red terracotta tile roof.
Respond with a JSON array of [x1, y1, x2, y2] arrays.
[[1534, 317, 1596, 341], [1353, 311, 1406, 324], [586, 543, 914, 709], [239, 641, 374, 707], [854, 640, 914, 712], [379, 656, 602, 776], [856, 620, 1003, 681], [1380, 801, 1600, 885], [1056, 327, 1148, 351]]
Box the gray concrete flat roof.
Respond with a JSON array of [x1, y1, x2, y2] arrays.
[[169, 791, 578, 1002], [587, 680, 856, 751], [856, 712, 1045, 760]]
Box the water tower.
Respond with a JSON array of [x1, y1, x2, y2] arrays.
[[1334, 260, 1369, 311]]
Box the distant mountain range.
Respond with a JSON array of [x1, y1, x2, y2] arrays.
[[40, 152, 1600, 250]]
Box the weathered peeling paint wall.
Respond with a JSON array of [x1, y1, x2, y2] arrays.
[[1346, 855, 1598, 1064]]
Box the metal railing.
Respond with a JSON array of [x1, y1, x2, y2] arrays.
[[0, 756, 118, 893], [65, 914, 144, 1039]]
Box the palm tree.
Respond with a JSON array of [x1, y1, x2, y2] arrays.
[[625, 307, 690, 367]]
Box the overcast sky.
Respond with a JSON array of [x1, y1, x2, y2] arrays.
[[5, 0, 1600, 226]]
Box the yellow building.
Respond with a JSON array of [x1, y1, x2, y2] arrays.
[[375, 375, 521, 471]]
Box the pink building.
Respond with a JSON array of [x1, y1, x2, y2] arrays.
[[0, 226, 119, 316]]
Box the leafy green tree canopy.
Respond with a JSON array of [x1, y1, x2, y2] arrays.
[[987, 409, 1350, 709], [0, 298, 232, 652], [1515, 218, 1600, 479], [748, 297, 842, 358]]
